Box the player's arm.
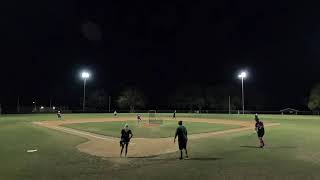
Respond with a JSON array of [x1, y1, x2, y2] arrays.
[[174, 128, 178, 143], [129, 131, 133, 139], [184, 128, 188, 141]]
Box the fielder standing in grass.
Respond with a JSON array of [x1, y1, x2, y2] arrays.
[[120, 124, 133, 158], [174, 121, 189, 159], [57, 111, 62, 120], [255, 114, 265, 148], [173, 110, 176, 120], [137, 114, 142, 123]]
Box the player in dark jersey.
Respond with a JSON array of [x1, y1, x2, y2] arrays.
[[173, 110, 176, 120], [255, 114, 265, 148], [120, 124, 133, 157], [174, 121, 189, 159], [137, 114, 142, 123], [57, 111, 62, 119]]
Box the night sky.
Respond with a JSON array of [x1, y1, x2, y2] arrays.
[[2, 1, 320, 110]]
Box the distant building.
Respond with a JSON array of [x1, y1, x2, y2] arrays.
[[280, 108, 299, 115]]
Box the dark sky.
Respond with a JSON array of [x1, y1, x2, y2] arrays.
[[2, 1, 320, 110]]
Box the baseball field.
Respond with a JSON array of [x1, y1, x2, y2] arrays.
[[1, 113, 320, 179]]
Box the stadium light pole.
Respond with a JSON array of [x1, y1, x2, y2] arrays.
[[81, 71, 90, 112], [238, 71, 247, 115], [32, 101, 36, 112]]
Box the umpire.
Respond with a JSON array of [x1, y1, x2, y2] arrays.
[[174, 121, 189, 159]]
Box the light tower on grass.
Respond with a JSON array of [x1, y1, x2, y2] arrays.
[[33, 101, 37, 112], [238, 71, 247, 115], [81, 71, 90, 112]]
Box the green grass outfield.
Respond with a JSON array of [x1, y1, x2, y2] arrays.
[[63, 120, 240, 138], [1, 113, 320, 179]]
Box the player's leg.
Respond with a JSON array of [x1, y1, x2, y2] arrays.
[[120, 143, 124, 157], [258, 137, 264, 148], [258, 131, 265, 148], [125, 143, 129, 157], [178, 141, 183, 159], [260, 136, 265, 147], [258, 137, 263, 147], [184, 142, 189, 158]]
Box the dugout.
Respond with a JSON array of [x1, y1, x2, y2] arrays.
[[280, 108, 299, 115]]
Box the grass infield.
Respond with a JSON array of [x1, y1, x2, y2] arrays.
[[62, 120, 241, 138]]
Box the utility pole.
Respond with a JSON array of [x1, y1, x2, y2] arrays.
[[228, 96, 231, 114], [17, 96, 20, 113], [108, 96, 111, 112]]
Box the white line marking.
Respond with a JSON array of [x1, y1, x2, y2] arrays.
[[49, 126, 116, 142]]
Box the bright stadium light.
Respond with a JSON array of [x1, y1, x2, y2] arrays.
[[40, 106, 44, 110], [81, 72, 90, 79], [81, 71, 91, 112], [238, 71, 248, 115], [238, 72, 247, 79]]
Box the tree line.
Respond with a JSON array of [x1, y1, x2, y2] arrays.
[[85, 84, 271, 112]]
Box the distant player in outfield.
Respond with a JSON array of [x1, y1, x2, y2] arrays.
[[137, 114, 142, 123], [114, 110, 117, 117], [255, 114, 265, 148], [174, 121, 189, 159], [120, 124, 133, 157], [173, 110, 176, 120], [57, 111, 62, 119]]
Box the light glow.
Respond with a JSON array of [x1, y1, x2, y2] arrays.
[[238, 71, 247, 79], [81, 72, 90, 79]]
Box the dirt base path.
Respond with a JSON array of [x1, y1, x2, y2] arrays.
[[33, 117, 279, 158]]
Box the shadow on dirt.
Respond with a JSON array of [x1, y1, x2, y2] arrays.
[[240, 145, 296, 149]]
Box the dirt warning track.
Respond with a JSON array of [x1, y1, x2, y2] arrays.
[[33, 117, 279, 158]]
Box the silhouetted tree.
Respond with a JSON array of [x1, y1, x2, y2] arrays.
[[193, 96, 206, 112], [87, 89, 108, 110], [117, 88, 145, 112], [170, 84, 243, 111], [170, 84, 204, 111], [308, 83, 320, 111], [205, 85, 240, 110]]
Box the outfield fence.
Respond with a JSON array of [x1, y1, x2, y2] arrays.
[[1, 106, 318, 116]]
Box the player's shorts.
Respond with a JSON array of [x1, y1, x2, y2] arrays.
[[178, 140, 187, 150], [120, 138, 130, 145], [257, 130, 265, 138], [120, 140, 129, 146]]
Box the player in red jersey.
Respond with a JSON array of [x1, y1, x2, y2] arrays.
[[137, 114, 142, 123], [255, 114, 265, 148]]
